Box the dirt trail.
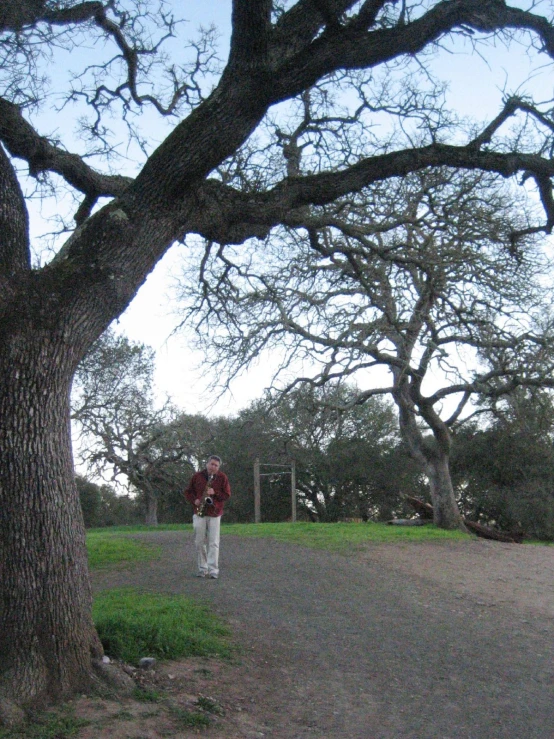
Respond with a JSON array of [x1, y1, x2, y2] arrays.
[[90, 532, 554, 739]]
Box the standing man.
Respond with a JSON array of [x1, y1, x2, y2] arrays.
[[184, 455, 231, 579]]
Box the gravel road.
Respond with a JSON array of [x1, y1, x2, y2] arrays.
[[92, 531, 554, 739]]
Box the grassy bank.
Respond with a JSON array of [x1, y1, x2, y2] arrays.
[[87, 527, 232, 666], [87, 521, 471, 565], [86, 524, 194, 568], [86, 530, 163, 569], [222, 521, 470, 552], [93, 588, 233, 664]]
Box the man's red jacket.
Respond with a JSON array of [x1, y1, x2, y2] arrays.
[[184, 469, 231, 517]]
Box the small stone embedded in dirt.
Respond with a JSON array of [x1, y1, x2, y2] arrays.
[[138, 657, 157, 669]]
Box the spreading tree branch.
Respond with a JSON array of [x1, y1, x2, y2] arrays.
[[0, 99, 132, 202]]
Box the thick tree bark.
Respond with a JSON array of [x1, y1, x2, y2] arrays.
[[144, 493, 158, 527], [393, 381, 466, 531], [402, 436, 465, 530], [423, 450, 464, 530], [0, 330, 103, 713]]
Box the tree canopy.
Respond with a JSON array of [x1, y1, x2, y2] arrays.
[[178, 166, 554, 527]]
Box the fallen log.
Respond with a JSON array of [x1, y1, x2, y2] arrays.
[[403, 496, 434, 520], [463, 520, 524, 544], [404, 496, 523, 543]]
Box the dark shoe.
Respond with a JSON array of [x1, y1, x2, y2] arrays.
[[195, 572, 207, 578], [208, 573, 218, 579]]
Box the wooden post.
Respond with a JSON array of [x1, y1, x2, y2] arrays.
[[254, 457, 261, 523], [291, 459, 297, 523]]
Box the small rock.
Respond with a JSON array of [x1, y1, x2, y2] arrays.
[[139, 657, 157, 669], [102, 655, 111, 664]]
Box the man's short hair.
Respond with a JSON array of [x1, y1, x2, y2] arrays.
[[208, 455, 222, 464]]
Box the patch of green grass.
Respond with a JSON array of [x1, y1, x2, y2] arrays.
[[87, 524, 192, 534], [93, 588, 233, 665], [140, 710, 162, 719], [0, 709, 89, 739], [222, 521, 470, 552], [112, 709, 134, 721], [86, 532, 162, 569], [169, 706, 211, 729], [133, 687, 163, 703], [196, 696, 224, 715], [523, 538, 554, 545]]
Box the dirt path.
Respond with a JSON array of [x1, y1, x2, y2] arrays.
[[90, 532, 554, 739]]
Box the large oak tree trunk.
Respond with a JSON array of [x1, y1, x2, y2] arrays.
[[144, 493, 158, 526], [0, 31, 275, 714], [424, 450, 464, 530], [0, 332, 103, 713], [394, 381, 466, 531]]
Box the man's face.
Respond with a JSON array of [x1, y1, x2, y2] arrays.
[[207, 458, 220, 476]]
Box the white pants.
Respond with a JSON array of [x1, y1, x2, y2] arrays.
[[193, 514, 221, 576]]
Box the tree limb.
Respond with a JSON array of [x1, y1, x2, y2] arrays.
[[227, 0, 273, 73], [272, 0, 357, 59], [0, 99, 132, 205], [0, 144, 30, 281], [269, 0, 554, 102], [0, 0, 103, 33], [185, 141, 554, 245]]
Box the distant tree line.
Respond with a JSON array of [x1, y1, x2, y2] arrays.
[[179, 167, 554, 532], [73, 332, 554, 540], [76, 476, 142, 529], [452, 389, 554, 541]]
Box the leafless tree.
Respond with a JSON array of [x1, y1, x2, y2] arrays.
[[72, 330, 206, 525], [2, 0, 554, 718], [179, 168, 554, 529]]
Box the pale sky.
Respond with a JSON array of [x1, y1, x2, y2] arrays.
[[114, 5, 552, 417], [28, 1, 554, 418]]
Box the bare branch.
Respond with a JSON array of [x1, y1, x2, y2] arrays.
[[186, 134, 554, 246], [269, 0, 554, 103], [0, 1, 103, 33], [272, 0, 357, 60], [0, 98, 132, 202]]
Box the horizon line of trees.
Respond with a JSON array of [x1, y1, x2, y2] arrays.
[[73, 331, 554, 540]]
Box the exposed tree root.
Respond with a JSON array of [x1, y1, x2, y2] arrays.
[[405, 496, 523, 542], [0, 661, 135, 728], [91, 659, 136, 696]]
